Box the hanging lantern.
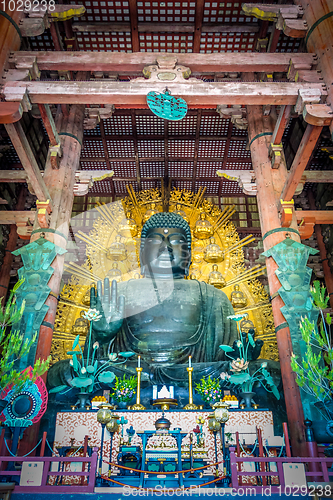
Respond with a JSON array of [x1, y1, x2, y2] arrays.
[[147, 89, 187, 121]]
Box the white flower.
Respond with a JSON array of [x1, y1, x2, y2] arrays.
[[236, 340, 242, 347], [81, 367, 87, 374], [82, 308, 102, 322], [93, 341, 99, 350], [261, 362, 267, 368], [108, 353, 118, 361], [69, 359, 74, 366], [220, 372, 230, 381]]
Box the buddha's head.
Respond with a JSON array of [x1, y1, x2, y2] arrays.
[[140, 212, 191, 279]]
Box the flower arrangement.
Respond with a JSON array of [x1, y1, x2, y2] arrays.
[[195, 375, 223, 404], [290, 281, 333, 421], [219, 313, 280, 400], [112, 374, 136, 403], [50, 308, 134, 396]]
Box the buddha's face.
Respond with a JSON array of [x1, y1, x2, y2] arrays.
[[141, 227, 190, 278]]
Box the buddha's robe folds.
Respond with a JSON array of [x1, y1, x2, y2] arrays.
[[93, 278, 238, 385]]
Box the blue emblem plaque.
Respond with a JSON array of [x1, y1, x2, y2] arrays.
[[146, 89, 187, 121]]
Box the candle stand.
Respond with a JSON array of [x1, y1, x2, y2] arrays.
[[130, 367, 146, 410], [183, 367, 198, 410]]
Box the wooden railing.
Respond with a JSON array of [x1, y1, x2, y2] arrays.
[[0, 448, 98, 493], [229, 447, 333, 492]]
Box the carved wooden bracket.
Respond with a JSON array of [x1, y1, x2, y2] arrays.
[[242, 4, 307, 38], [73, 170, 114, 196], [280, 199, 294, 228], [216, 169, 256, 195], [136, 56, 197, 83], [84, 104, 115, 130], [303, 104, 333, 127], [36, 199, 52, 229], [216, 105, 248, 130], [294, 88, 323, 114], [268, 143, 285, 170]]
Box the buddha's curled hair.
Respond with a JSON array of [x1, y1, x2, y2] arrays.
[[141, 212, 191, 252]]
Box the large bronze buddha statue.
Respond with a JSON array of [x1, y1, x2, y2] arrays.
[[48, 212, 238, 387]]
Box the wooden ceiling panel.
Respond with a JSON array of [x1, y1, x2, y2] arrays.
[[139, 32, 193, 52], [200, 31, 257, 53]]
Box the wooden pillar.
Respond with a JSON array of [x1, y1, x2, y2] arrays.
[[0, 187, 27, 302], [295, 0, 333, 137], [0, 8, 24, 78], [30, 103, 85, 365], [247, 104, 306, 457], [19, 103, 85, 456]]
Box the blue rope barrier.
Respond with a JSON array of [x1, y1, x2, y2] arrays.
[[4, 437, 42, 457]]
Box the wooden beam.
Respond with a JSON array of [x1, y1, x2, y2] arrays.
[[295, 210, 333, 225], [4, 121, 52, 204], [0, 102, 23, 124], [129, 0, 139, 52], [72, 22, 260, 34], [271, 105, 292, 145], [301, 171, 333, 183], [193, 0, 205, 53], [11, 51, 316, 74], [3, 80, 326, 106], [38, 104, 60, 146], [0, 210, 35, 225], [0, 171, 28, 182], [280, 124, 322, 202]]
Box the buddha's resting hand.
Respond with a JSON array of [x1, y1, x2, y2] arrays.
[[90, 278, 125, 342]]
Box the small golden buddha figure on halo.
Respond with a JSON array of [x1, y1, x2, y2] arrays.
[[192, 240, 204, 264], [118, 211, 138, 238], [189, 262, 202, 280], [208, 264, 226, 289], [230, 284, 248, 309], [240, 314, 256, 334], [106, 235, 127, 262], [107, 262, 122, 282], [193, 212, 214, 240], [204, 237, 224, 263], [71, 311, 89, 336], [173, 203, 188, 222], [143, 202, 159, 223], [82, 286, 95, 306]]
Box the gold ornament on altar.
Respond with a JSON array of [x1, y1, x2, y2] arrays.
[[51, 186, 278, 365]]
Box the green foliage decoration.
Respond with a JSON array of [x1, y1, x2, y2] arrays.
[[290, 281, 333, 420], [0, 280, 50, 395]]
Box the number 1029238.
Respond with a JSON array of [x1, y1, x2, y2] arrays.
[[1, 0, 55, 12]]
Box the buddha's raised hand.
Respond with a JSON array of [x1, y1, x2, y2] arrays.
[[90, 278, 125, 342]]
